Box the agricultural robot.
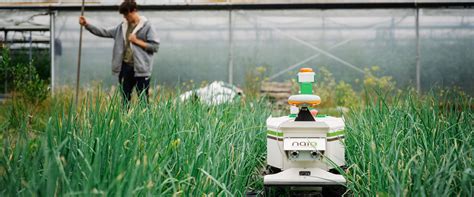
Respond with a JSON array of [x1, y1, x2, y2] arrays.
[[263, 68, 346, 196]]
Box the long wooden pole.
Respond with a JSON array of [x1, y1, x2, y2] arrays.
[[75, 0, 85, 108]]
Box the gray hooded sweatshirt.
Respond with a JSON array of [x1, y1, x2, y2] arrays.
[[85, 16, 159, 77]]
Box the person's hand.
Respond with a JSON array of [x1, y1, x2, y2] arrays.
[[129, 34, 138, 44], [79, 16, 88, 26], [129, 34, 148, 49]]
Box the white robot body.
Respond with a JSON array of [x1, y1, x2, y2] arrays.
[[263, 68, 346, 187], [264, 116, 346, 186]]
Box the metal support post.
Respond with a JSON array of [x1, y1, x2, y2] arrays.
[[228, 10, 233, 84], [415, 8, 421, 92], [50, 11, 56, 95], [4, 31, 7, 94], [29, 31, 32, 63]]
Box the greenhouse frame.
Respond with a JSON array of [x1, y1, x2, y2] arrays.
[[0, 0, 473, 94]]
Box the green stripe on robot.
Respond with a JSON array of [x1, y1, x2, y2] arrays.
[[267, 130, 344, 138], [267, 130, 283, 137], [327, 130, 345, 137]]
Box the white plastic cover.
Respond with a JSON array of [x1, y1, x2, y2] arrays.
[[179, 81, 243, 105]]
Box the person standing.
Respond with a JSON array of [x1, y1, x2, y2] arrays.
[[79, 0, 159, 106]]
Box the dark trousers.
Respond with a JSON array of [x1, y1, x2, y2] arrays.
[[119, 62, 150, 105]]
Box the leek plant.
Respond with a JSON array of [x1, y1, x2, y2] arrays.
[[1, 90, 270, 196], [344, 90, 473, 196], [1, 88, 472, 196]]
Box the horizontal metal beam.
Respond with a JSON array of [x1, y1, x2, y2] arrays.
[[56, 25, 474, 32], [9, 46, 50, 50], [0, 27, 50, 32], [0, 2, 472, 11], [4, 40, 50, 44]]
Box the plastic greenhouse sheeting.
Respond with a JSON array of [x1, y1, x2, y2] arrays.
[[50, 8, 473, 93]]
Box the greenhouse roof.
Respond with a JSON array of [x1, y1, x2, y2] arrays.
[[0, 0, 473, 9]]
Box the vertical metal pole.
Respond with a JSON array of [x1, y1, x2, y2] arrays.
[[2, 31, 8, 94], [415, 8, 421, 92], [75, 0, 85, 107], [255, 15, 259, 61], [390, 16, 395, 47], [4, 31, 7, 94], [322, 14, 325, 49], [29, 31, 32, 63], [50, 11, 55, 95], [228, 9, 233, 84]]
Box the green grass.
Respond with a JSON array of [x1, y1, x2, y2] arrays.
[[344, 90, 473, 196], [1, 88, 472, 196], [1, 90, 270, 196]]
